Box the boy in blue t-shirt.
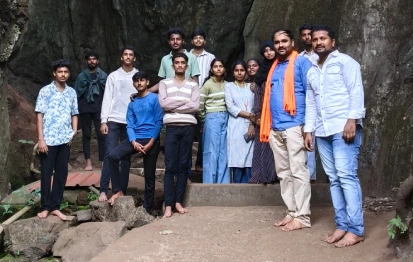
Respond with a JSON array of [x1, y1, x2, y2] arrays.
[[107, 71, 163, 213]]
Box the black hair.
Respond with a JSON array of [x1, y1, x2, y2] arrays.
[[247, 58, 261, 67], [121, 46, 136, 56], [52, 59, 70, 71], [312, 25, 335, 39], [298, 23, 313, 34], [191, 29, 207, 39], [172, 52, 188, 63], [84, 49, 99, 60], [271, 29, 294, 41], [132, 71, 149, 82], [167, 27, 185, 39], [259, 40, 275, 56], [202, 58, 226, 85], [231, 60, 247, 72]]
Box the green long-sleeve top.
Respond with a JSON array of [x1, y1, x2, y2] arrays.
[[198, 77, 228, 124]]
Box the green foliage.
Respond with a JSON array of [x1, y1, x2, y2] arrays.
[[17, 140, 35, 145], [87, 191, 99, 202], [387, 215, 408, 239], [2, 200, 13, 216], [18, 187, 40, 206], [59, 200, 69, 211], [77, 205, 90, 210]]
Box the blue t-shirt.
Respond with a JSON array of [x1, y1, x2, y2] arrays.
[[126, 92, 163, 141], [270, 55, 312, 130], [35, 82, 79, 146]]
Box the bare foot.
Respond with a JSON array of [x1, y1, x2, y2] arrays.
[[99, 192, 108, 202], [325, 229, 347, 244], [37, 210, 49, 219], [281, 219, 309, 232], [274, 216, 293, 227], [335, 232, 364, 248], [85, 159, 93, 171], [163, 206, 173, 218], [195, 166, 202, 172], [108, 191, 123, 205], [50, 210, 67, 220], [187, 178, 192, 184], [175, 203, 188, 214]]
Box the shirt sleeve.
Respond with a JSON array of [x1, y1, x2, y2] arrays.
[[35, 88, 48, 114], [344, 58, 366, 119], [101, 74, 114, 123], [174, 82, 200, 113], [190, 57, 201, 77], [71, 90, 79, 115], [225, 83, 241, 117], [151, 96, 164, 139], [158, 81, 186, 111], [301, 57, 313, 92], [197, 82, 209, 123], [158, 57, 167, 78], [304, 71, 317, 133], [126, 102, 137, 142]]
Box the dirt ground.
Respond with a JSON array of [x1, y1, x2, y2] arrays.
[[90, 206, 396, 262]]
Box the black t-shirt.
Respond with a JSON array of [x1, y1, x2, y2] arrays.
[[78, 72, 104, 114]]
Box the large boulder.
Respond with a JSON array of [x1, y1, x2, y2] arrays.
[[4, 216, 77, 259], [90, 196, 155, 228], [52, 221, 127, 262]]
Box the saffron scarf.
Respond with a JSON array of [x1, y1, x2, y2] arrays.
[[259, 50, 298, 142]]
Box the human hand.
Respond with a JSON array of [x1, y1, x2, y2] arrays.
[[248, 124, 255, 138], [132, 141, 145, 154], [304, 132, 313, 152], [343, 119, 356, 143], [37, 139, 48, 154], [142, 141, 154, 154], [100, 123, 108, 135]]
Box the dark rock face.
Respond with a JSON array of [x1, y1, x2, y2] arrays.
[[4, 0, 413, 197], [0, 0, 28, 200]]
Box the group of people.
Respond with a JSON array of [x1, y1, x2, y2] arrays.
[[34, 24, 365, 248]]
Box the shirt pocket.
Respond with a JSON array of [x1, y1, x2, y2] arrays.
[[325, 65, 343, 87], [307, 73, 320, 95]]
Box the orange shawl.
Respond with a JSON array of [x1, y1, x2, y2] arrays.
[[260, 51, 298, 142]]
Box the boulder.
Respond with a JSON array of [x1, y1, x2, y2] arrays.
[[52, 221, 127, 262], [4, 216, 76, 259], [75, 209, 92, 222], [90, 196, 155, 228], [76, 191, 90, 206]]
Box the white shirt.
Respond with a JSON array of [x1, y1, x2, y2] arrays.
[[190, 49, 215, 88], [299, 50, 319, 63], [304, 50, 365, 137]]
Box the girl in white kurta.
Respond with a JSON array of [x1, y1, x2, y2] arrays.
[[225, 60, 255, 183]]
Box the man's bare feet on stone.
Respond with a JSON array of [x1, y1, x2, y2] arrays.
[[85, 159, 93, 171], [175, 203, 188, 214], [99, 192, 108, 202], [51, 210, 67, 220], [108, 191, 123, 205], [281, 219, 309, 232], [274, 216, 293, 227], [37, 210, 49, 219], [187, 178, 192, 184], [335, 232, 364, 248], [324, 229, 347, 244], [163, 206, 173, 218]]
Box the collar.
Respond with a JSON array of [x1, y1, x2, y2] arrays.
[[190, 49, 207, 57], [311, 50, 339, 66], [168, 49, 189, 58]]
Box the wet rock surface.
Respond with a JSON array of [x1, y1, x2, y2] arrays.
[[52, 221, 127, 262]]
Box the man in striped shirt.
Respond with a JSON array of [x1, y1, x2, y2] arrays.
[[190, 29, 216, 172], [158, 53, 200, 218]]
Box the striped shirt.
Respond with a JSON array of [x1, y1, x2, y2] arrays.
[[158, 78, 200, 125], [198, 77, 227, 123], [190, 49, 215, 87]]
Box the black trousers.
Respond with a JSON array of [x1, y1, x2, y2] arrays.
[[195, 124, 203, 167], [108, 138, 160, 212], [164, 125, 194, 206], [80, 112, 105, 161], [39, 144, 70, 211]]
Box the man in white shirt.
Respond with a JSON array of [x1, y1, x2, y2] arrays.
[[99, 46, 139, 202], [299, 23, 318, 183], [190, 29, 216, 172], [304, 25, 365, 248]]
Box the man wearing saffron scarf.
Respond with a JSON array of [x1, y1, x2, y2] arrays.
[[304, 25, 365, 248], [260, 29, 312, 231]]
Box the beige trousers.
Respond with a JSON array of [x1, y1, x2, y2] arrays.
[[269, 126, 311, 227]]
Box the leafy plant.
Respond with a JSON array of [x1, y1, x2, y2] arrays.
[[59, 200, 69, 211], [18, 139, 35, 145], [388, 215, 408, 239], [18, 187, 41, 206], [87, 191, 99, 202], [2, 200, 13, 216]]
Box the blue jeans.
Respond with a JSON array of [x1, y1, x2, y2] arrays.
[[202, 112, 230, 184], [232, 167, 251, 183], [307, 132, 316, 181], [316, 126, 364, 237], [100, 122, 131, 194]]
